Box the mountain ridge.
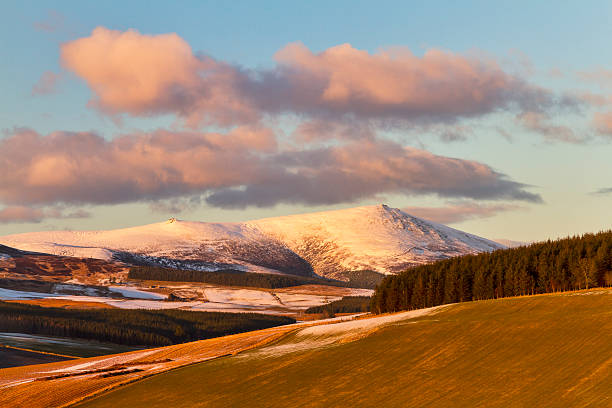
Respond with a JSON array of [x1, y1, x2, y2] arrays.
[[0, 204, 504, 279]]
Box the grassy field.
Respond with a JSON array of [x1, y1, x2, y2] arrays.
[[78, 289, 612, 408]]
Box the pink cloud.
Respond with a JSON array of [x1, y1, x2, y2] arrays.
[[0, 127, 275, 206], [61, 27, 255, 127], [268, 43, 545, 120], [0, 129, 540, 209]]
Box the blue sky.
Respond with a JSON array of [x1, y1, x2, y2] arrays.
[[1, 0, 612, 241]]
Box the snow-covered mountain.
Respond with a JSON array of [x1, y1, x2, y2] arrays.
[[0, 220, 312, 277], [250, 205, 503, 277], [0, 205, 504, 279]]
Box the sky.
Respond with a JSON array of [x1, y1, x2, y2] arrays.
[[1, 0, 612, 242]]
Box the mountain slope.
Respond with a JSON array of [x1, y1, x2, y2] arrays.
[[0, 205, 503, 278], [250, 204, 502, 278]]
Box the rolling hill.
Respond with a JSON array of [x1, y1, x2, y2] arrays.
[[0, 204, 503, 279], [75, 289, 612, 408]]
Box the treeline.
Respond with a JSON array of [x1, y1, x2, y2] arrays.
[[371, 231, 612, 314], [129, 266, 365, 289], [0, 301, 294, 347], [306, 296, 371, 315]]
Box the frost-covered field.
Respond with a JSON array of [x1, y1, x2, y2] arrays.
[[0, 287, 190, 310], [0, 285, 373, 315]]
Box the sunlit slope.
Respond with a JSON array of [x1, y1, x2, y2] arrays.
[[251, 204, 502, 277], [80, 289, 612, 408]]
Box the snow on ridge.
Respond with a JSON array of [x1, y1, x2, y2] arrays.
[[0, 242, 114, 260], [0, 205, 503, 277]]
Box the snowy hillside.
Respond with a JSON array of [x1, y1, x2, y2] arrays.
[[0, 204, 504, 278], [251, 205, 503, 278]]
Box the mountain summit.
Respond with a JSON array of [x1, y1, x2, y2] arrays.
[[0, 205, 503, 279]]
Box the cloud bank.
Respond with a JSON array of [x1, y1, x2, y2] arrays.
[[0, 129, 540, 213], [61, 27, 564, 129]]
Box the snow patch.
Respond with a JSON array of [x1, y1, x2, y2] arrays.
[[108, 286, 166, 300]]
